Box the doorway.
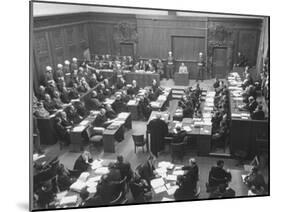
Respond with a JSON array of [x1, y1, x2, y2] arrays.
[[213, 47, 228, 78], [120, 42, 134, 57]]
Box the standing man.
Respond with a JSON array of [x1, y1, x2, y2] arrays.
[[197, 52, 205, 82], [166, 51, 175, 79], [147, 113, 168, 157]]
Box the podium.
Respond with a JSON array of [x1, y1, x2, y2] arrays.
[[174, 72, 189, 86]]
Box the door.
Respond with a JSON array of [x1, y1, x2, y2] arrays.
[[120, 43, 134, 57], [213, 47, 227, 78]]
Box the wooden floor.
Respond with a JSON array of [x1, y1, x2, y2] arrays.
[[40, 78, 257, 200]]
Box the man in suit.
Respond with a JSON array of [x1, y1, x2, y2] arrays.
[[112, 95, 127, 114], [173, 126, 188, 144], [208, 160, 232, 188], [54, 117, 71, 146], [209, 183, 235, 198], [93, 108, 110, 128], [197, 52, 205, 82], [147, 113, 168, 157], [60, 86, 70, 104], [138, 95, 152, 120], [105, 104, 117, 120], [174, 174, 195, 200], [73, 150, 93, 173], [87, 91, 102, 111], [251, 105, 265, 120], [68, 83, 80, 99], [71, 57, 78, 73], [107, 162, 122, 182], [44, 66, 54, 85], [178, 62, 188, 73], [54, 64, 64, 83], [114, 155, 133, 181], [127, 80, 139, 96], [43, 94, 57, 113], [246, 96, 258, 114], [95, 175, 119, 204], [138, 155, 156, 188], [182, 158, 199, 185], [166, 51, 174, 79]]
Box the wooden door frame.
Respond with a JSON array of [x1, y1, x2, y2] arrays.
[[119, 41, 136, 57]]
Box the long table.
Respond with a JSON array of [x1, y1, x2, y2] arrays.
[[124, 71, 160, 88], [146, 111, 212, 156], [227, 73, 269, 158]]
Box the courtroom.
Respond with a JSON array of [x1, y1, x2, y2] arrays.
[[30, 1, 269, 210]]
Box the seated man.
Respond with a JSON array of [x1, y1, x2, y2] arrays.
[[116, 77, 126, 90], [129, 172, 152, 203], [137, 95, 152, 120], [52, 91, 63, 109], [127, 80, 140, 96], [151, 79, 162, 97], [137, 155, 157, 188], [208, 160, 232, 188], [93, 108, 111, 128], [209, 183, 235, 198], [244, 167, 266, 194], [178, 62, 188, 73], [146, 59, 155, 72], [173, 126, 188, 144], [182, 158, 199, 184], [73, 150, 93, 173], [88, 73, 98, 88], [174, 174, 196, 200], [59, 111, 72, 128], [251, 104, 265, 120], [65, 105, 83, 124], [37, 85, 46, 101], [86, 91, 102, 111], [213, 78, 220, 89], [114, 155, 133, 181], [68, 83, 80, 99], [212, 120, 228, 147], [43, 94, 57, 113], [54, 117, 71, 146], [107, 162, 122, 182], [34, 101, 50, 118], [156, 59, 165, 79], [245, 96, 258, 114], [57, 164, 75, 191], [182, 103, 194, 118], [60, 86, 70, 104], [112, 95, 127, 114], [105, 104, 117, 120], [54, 64, 64, 83]]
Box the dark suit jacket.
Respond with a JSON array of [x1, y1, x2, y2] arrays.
[[248, 100, 258, 113], [112, 99, 126, 114], [208, 166, 231, 187], [138, 161, 155, 184], [106, 109, 117, 120], [173, 130, 188, 144], [115, 162, 133, 180], [107, 169, 122, 182], [73, 155, 90, 173], [251, 110, 265, 120], [93, 114, 107, 127]]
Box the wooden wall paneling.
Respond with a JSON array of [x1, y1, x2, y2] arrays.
[[33, 31, 53, 83], [64, 25, 78, 60], [76, 24, 89, 58], [92, 23, 110, 55], [49, 28, 66, 66]]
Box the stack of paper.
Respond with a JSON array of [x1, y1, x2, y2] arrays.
[[80, 120, 89, 126], [95, 167, 109, 175], [158, 95, 167, 101], [150, 102, 161, 108], [158, 161, 174, 169], [155, 167, 167, 175], [78, 172, 90, 182], [154, 185, 167, 194], [70, 181, 87, 192], [172, 170, 184, 176], [165, 175, 177, 181], [151, 178, 165, 189], [167, 185, 179, 195], [87, 186, 97, 194], [60, 195, 78, 205], [161, 197, 174, 201], [72, 126, 85, 132], [85, 179, 98, 188], [127, 100, 137, 106], [87, 175, 102, 182], [91, 160, 103, 170], [33, 154, 45, 161], [56, 191, 68, 201], [183, 126, 192, 132]]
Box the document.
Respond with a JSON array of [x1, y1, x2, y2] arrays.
[[87, 175, 102, 182], [241, 174, 248, 183], [154, 185, 167, 194], [155, 167, 167, 175], [172, 170, 184, 176], [85, 180, 98, 188], [151, 178, 165, 189], [91, 160, 103, 170], [166, 175, 177, 181], [70, 181, 87, 192], [87, 186, 97, 194], [167, 185, 179, 195], [183, 126, 192, 132], [78, 172, 90, 182], [161, 197, 174, 201], [72, 126, 85, 132], [56, 191, 68, 201], [95, 167, 109, 175], [80, 120, 89, 126], [60, 195, 78, 205], [158, 161, 174, 169]]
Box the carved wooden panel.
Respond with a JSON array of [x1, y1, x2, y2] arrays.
[[51, 29, 64, 48], [34, 32, 49, 54], [238, 30, 258, 66], [53, 48, 65, 65], [77, 24, 86, 41], [65, 27, 76, 45]]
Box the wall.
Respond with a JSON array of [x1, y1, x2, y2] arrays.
[[32, 12, 263, 86]]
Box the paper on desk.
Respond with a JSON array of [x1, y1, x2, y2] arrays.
[[167, 185, 179, 195], [174, 165, 184, 170], [91, 160, 103, 170], [87, 186, 97, 194], [244, 165, 254, 172], [80, 120, 89, 126], [173, 170, 184, 176], [118, 112, 129, 118], [161, 197, 174, 201], [70, 180, 87, 192], [154, 185, 167, 194], [85, 180, 98, 188], [241, 174, 248, 182], [155, 167, 167, 174], [127, 100, 136, 106], [95, 167, 109, 175], [33, 154, 45, 161], [151, 178, 165, 189], [183, 126, 192, 132], [87, 175, 102, 182], [56, 191, 68, 200], [78, 172, 90, 182], [166, 175, 177, 181], [158, 161, 174, 169], [60, 195, 78, 205], [72, 126, 85, 132]]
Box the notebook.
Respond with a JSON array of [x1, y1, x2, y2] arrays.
[[60, 195, 78, 205], [151, 178, 165, 189]]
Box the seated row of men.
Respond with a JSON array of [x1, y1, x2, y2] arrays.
[[34, 151, 267, 209]]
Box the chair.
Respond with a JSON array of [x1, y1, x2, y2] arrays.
[[109, 191, 124, 205], [132, 134, 146, 153], [170, 142, 185, 162], [86, 126, 103, 147]]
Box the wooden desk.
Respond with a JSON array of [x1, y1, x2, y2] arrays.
[[174, 72, 189, 86], [150, 88, 172, 111], [125, 72, 160, 88], [103, 112, 132, 153], [127, 99, 139, 120], [37, 117, 57, 145]]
